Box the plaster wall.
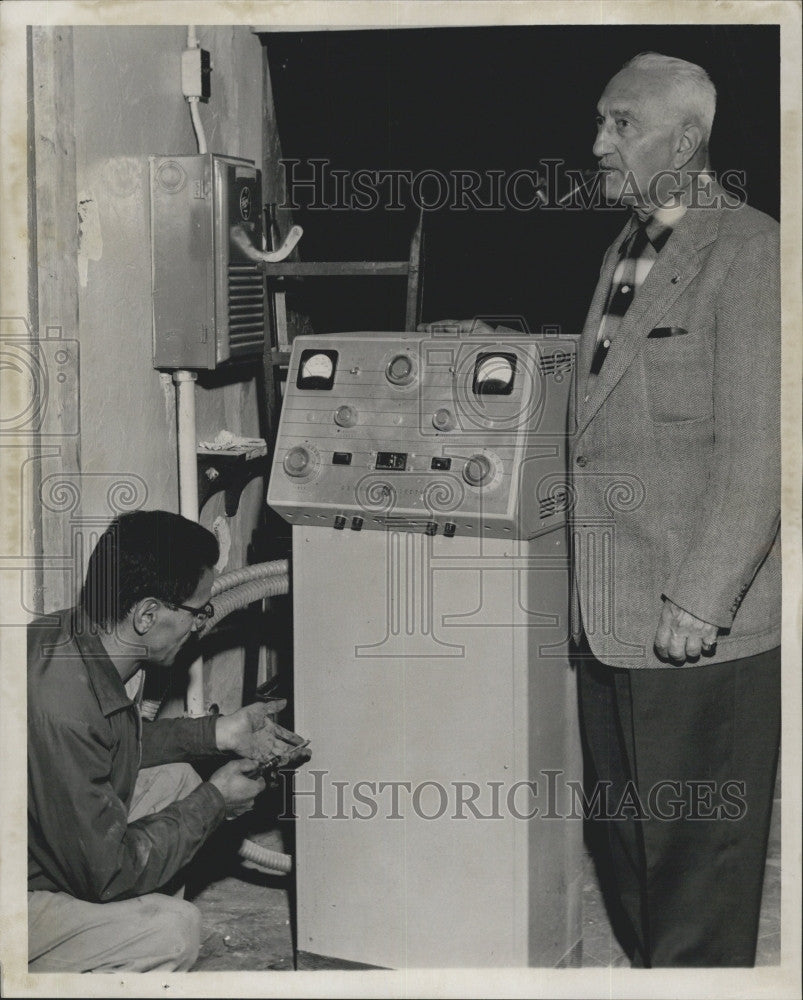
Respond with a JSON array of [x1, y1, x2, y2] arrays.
[[70, 26, 273, 709]]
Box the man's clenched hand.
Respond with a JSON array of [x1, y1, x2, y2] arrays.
[[654, 598, 718, 664], [215, 701, 310, 767]]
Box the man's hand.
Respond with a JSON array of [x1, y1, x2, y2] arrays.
[[215, 701, 310, 768], [654, 599, 718, 664], [416, 318, 496, 337], [208, 759, 265, 819]]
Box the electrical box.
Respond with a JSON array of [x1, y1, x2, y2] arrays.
[[150, 154, 266, 369]]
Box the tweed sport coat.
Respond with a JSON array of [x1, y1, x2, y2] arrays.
[[569, 185, 781, 669]]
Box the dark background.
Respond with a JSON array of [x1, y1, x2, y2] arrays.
[[261, 25, 780, 336]]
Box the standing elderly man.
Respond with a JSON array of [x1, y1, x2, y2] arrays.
[[421, 51, 780, 967], [571, 52, 780, 967], [28, 510, 308, 972]]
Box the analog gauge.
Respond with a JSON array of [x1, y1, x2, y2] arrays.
[[297, 349, 338, 390], [472, 352, 517, 395], [302, 353, 333, 381]]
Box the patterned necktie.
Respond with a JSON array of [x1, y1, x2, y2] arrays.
[[588, 215, 673, 380]]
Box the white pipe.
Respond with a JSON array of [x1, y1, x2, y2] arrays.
[[179, 26, 205, 715], [173, 370, 203, 713], [173, 370, 199, 521]]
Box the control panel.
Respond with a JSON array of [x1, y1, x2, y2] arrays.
[[267, 332, 575, 540]]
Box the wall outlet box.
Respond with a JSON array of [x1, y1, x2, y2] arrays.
[[181, 47, 211, 101]]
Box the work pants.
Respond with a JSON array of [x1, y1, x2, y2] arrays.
[[28, 763, 204, 973], [576, 643, 780, 967]]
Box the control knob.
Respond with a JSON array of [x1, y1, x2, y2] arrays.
[[462, 453, 493, 487], [283, 445, 318, 479]]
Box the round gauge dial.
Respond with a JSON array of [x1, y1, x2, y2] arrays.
[[475, 355, 514, 390], [301, 352, 334, 382]]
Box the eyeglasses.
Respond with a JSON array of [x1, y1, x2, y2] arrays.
[[166, 600, 215, 631]]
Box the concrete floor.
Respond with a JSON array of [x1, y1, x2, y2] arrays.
[[188, 775, 781, 971]]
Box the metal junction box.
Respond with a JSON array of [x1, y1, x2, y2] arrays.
[[150, 153, 266, 369]]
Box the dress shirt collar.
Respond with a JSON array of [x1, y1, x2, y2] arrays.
[[69, 610, 137, 717]]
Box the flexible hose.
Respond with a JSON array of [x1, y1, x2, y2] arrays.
[[238, 839, 292, 875], [212, 559, 289, 596], [205, 574, 289, 631], [140, 567, 289, 720], [147, 565, 295, 874], [211, 574, 294, 875]]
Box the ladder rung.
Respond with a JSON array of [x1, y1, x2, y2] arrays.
[[262, 261, 409, 278]]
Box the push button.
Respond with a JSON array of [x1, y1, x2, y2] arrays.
[[432, 408, 456, 432], [334, 405, 357, 428], [351, 516, 364, 531], [333, 515, 346, 530], [443, 522, 456, 538], [425, 521, 438, 536]]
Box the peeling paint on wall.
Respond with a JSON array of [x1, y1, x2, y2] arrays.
[[77, 193, 102, 287]]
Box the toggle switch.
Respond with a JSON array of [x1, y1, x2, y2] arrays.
[[351, 516, 364, 531]]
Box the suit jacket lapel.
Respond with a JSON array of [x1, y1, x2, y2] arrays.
[[576, 197, 723, 435]]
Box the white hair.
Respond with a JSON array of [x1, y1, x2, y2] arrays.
[[623, 52, 717, 141]]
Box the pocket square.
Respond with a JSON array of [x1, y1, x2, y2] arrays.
[[648, 326, 688, 338]]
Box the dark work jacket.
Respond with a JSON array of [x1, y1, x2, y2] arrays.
[[28, 609, 226, 902]]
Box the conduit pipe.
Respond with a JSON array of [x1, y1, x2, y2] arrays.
[[174, 370, 200, 521], [173, 369, 203, 714]]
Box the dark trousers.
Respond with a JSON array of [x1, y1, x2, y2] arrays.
[[576, 641, 780, 967]]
